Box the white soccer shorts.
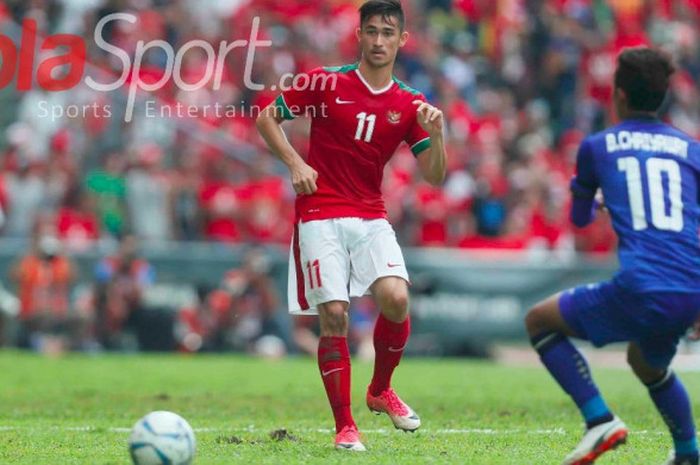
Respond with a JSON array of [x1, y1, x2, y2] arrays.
[[287, 218, 409, 315]]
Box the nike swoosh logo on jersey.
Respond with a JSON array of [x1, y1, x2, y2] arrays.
[[388, 345, 406, 352], [321, 367, 344, 377], [335, 97, 355, 105], [387, 263, 402, 268]]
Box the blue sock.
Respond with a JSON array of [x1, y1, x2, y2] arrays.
[[532, 332, 614, 429], [647, 371, 698, 461]]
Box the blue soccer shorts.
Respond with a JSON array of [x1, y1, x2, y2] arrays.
[[559, 280, 700, 369]]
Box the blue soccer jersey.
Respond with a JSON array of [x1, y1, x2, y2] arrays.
[[571, 116, 700, 293]]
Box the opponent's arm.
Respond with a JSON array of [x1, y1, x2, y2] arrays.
[[413, 100, 447, 186], [256, 103, 318, 195], [570, 194, 598, 228], [570, 138, 599, 227]]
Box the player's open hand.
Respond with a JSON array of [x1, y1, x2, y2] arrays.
[[413, 100, 443, 137], [290, 161, 318, 195]]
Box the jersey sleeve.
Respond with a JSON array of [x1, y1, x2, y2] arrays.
[[570, 137, 598, 199], [274, 67, 326, 120], [569, 137, 599, 227], [405, 94, 432, 156]]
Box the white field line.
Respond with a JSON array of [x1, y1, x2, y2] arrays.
[[0, 425, 667, 436]]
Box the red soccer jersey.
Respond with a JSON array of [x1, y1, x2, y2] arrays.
[[276, 64, 431, 221]]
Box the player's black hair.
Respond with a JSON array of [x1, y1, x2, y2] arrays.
[[614, 47, 675, 112], [359, 0, 405, 31]]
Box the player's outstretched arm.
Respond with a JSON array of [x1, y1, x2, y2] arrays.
[[413, 100, 447, 186], [256, 104, 318, 195]]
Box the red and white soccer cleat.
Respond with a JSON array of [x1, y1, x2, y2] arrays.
[[561, 416, 628, 465], [334, 425, 366, 452], [366, 387, 421, 432]]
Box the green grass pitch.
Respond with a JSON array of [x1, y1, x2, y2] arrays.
[[0, 351, 693, 464]]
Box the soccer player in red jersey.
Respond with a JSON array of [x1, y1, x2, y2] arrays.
[[257, 0, 446, 451]]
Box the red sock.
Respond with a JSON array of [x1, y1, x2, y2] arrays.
[[318, 336, 355, 433], [369, 314, 410, 396]]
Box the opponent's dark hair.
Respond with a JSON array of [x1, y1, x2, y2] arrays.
[[359, 0, 405, 31], [614, 47, 675, 112]]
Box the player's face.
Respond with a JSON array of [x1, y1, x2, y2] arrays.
[[357, 15, 408, 68]]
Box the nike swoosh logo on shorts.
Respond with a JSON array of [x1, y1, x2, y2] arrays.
[[335, 97, 355, 105], [322, 367, 344, 377], [387, 263, 402, 268], [388, 345, 406, 352]]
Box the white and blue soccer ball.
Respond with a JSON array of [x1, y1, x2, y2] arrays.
[[128, 411, 196, 465]]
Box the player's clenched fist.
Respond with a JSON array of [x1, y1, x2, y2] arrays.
[[413, 100, 443, 136], [290, 161, 318, 195]]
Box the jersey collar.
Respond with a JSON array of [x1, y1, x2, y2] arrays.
[[354, 68, 395, 95]]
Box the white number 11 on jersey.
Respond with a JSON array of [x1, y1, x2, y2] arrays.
[[355, 112, 376, 142]]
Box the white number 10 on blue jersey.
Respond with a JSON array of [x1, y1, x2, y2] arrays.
[[617, 157, 684, 232]]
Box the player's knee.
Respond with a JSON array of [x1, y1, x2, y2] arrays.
[[524, 305, 547, 337], [626, 347, 665, 383], [625, 350, 640, 376], [388, 289, 409, 312], [379, 288, 409, 321], [318, 302, 348, 336], [630, 362, 666, 385]]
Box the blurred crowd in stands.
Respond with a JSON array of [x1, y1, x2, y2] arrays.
[[0, 232, 339, 356], [0, 0, 699, 353], [2, 0, 699, 254]]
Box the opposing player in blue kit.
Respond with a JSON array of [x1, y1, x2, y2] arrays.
[[525, 47, 700, 465]]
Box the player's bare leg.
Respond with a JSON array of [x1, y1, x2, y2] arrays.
[[366, 277, 420, 432], [628, 344, 699, 465], [525, 294, 578, 338], [317, 301, 364, 451], [627, 343, 666, 384], [526, 295, 628, 465]]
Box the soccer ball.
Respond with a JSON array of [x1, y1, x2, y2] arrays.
[[128, 411, 196, 465]]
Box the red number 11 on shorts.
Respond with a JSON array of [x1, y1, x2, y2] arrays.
[[306, 259, 322, 289]]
